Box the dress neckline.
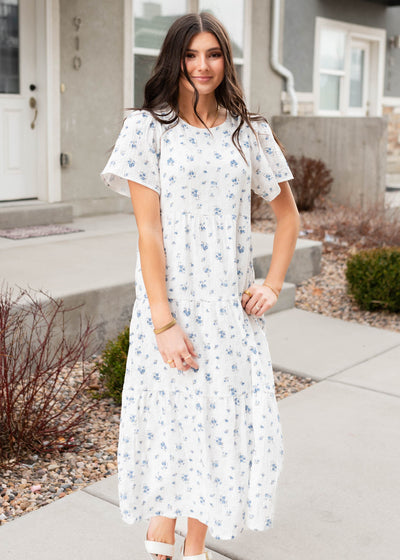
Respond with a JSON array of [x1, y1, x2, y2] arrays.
[[178, 108, 230, 131]]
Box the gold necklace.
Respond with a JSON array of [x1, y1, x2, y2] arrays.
[[179, 104, 219, 128]]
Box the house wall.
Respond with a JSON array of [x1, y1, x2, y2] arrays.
[[282, 0, 400, 174], [249, 0, 284, 119], [382, 6, 400, 172], [58, 0, 287, 217], [283, 0, 387, 95], [60, 0, 131, 216]]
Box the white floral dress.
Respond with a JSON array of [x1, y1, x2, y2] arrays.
[[100, 108, 293, 540]]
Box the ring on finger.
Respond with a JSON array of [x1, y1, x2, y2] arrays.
[[244, 289, 252, 297], [255, 304, 261, 311]]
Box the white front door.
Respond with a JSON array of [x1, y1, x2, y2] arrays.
[[0, 0, 39, 201]]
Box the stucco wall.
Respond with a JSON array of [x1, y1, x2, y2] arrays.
[[60, 0, 131, 216], [249, 0, 284, 119]]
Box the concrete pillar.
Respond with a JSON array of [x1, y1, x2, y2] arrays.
[[272, 115, 388, 210]]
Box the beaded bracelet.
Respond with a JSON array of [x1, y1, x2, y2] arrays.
[[262, 281, 280, 299], [153, 318, 177, 335]]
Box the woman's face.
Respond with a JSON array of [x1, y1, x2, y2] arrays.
[[179, 32, 225, 97]]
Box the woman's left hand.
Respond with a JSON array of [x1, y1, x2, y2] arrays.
[[241, 284, 278, 316]]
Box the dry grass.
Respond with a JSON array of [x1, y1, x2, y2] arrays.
[[252, 195, 400, 251]]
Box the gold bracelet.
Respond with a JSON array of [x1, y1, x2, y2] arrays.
[[262, 281, 280, 299], [153, 318, 176, 335]]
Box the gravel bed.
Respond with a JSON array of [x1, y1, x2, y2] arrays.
[[252, 203, 400, 334], [0, 363, 315, 526], [295, 251, 400, 332]]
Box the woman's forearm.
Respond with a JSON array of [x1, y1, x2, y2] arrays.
[[138, 230, 173, 330], [264, 212, 300, 292]]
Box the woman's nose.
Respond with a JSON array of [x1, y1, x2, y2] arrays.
[[197, 55, 209, 70]]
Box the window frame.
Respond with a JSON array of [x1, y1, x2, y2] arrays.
[[313, 16, 386, 117]]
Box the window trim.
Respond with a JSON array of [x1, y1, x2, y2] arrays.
[[313, 16, 386, 117]]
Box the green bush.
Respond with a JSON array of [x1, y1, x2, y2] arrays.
[[345, 247, 400, 312], [96, 325, 130, 405]]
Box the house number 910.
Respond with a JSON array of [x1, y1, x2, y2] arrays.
[[73, 16, 82, 70]]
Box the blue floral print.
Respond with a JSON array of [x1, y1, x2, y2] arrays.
[[100, 109, 294, 540]]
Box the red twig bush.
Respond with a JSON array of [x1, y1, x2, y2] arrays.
[[0, 283, 100, 466]]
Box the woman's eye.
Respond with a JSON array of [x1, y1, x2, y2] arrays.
[[211, 52, 222, 58]]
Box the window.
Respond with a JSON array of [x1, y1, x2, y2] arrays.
[[319, 28, 346, 112], [314, 17, 385, 117], [133, 0, 246, 107], [0, 0, 19, 94]]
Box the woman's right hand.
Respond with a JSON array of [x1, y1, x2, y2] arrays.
[[155, 323, 199, 371]]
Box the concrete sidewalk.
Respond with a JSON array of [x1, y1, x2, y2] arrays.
[[1, 307, 399, 559]]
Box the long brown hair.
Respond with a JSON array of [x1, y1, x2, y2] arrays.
[[121, 12, 286, 162]]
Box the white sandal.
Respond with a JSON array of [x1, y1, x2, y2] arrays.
[[180, 538, 213, 560], [144, 527, 176, 560]]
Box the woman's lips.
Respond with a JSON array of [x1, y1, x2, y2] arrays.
[[192, 76, 212, 81]]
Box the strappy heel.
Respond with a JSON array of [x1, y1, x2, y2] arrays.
[[180, 537, 213, 560], [144, 527, 176, 560]]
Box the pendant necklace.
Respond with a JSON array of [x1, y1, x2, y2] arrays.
[[179, 104, 219, 128]]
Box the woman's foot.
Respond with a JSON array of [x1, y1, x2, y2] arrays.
[[183, 517, 208, 556], [146, 515, 176, 560], [182, 538, 206, 556]]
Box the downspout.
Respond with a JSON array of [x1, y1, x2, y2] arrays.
[[270, 0, 298, 116]]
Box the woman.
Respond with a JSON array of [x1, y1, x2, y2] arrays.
[[101, 12, 299, 560]]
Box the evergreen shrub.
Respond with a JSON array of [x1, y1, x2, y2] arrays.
[[96, 325, 129, 405], [345, 247, 400, 312]]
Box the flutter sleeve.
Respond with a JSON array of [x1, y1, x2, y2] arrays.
[[250, 119, 294, 202], [100, 110, 161, 197]]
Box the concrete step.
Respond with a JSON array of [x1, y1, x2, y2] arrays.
[[252, 231, 322, 285], [0, 200, 73, 229], [0, 213, 321, 353]]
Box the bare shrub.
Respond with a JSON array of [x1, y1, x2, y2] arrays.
[[301, 197, 400, 250], [0, 283, 100, 466], [286, 155, 333, 211], [251, 155, 333, 218]]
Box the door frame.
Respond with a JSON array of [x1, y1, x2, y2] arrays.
[[35, 0, 61, 203]]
